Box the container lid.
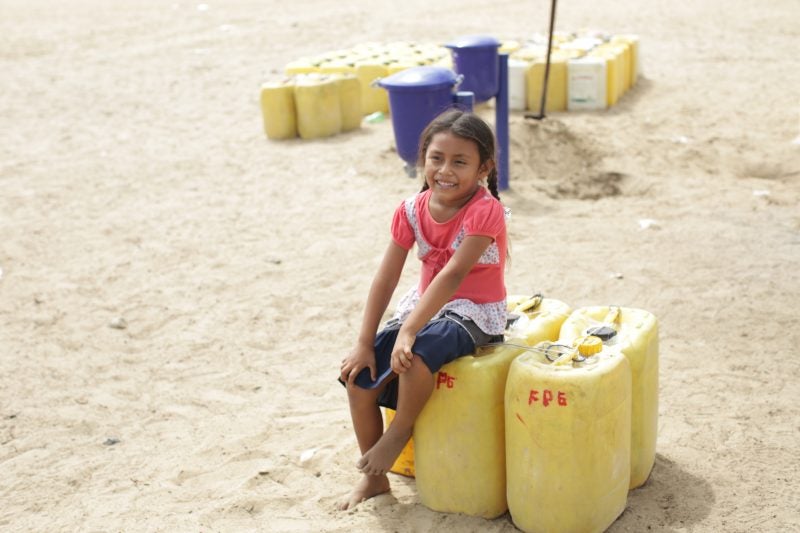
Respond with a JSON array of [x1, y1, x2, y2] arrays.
[[445, 35, 501, 50], [586, 325, 617, 341], [377, 66, 458, 92], [576, 335, 603, 356]]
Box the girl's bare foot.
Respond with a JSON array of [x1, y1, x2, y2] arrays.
[[356, 427, 411, 476], [338, 473, 390, 510]]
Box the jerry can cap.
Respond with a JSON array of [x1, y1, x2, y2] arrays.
[[576, 335, 603, 356], [586, 325, 617, 341], [514, 293, 543, 313]]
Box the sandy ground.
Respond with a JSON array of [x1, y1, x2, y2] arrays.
[[1, 0, 799, 531]]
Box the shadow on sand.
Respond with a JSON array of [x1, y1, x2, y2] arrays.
[[610, 453, 716, 532], [369, 452, 714, 532]]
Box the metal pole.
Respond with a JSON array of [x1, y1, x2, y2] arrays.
[[496, 53, 510, 190], [525, 0, 557, 120]]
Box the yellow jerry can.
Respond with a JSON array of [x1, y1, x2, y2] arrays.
[[505, 294, 573, 347], [595, 42, 631, 94], [293, 74, 342, 140], [259, 80, 297, 140], [559, 306, 658, 488], [332, 74, 362, 132], [512, 45, 547, 63], [386, 58, 425, 76], [284, 57, 319, 76], [505, 339, 631, 533], [317, 59, 356, 76], [526, 51, 568, 112], [383, 408, 415, 476], [610, 34, 640, 87], [413, 295, 571, 518], [385, 295, 569, 481], [354, 61, 390, 115], [499, 39, 522, 55]]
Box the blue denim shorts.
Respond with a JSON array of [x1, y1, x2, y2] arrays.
[[339, 312, 503, 409]]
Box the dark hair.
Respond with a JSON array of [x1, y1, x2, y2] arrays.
[[416, 109, 500, 201]]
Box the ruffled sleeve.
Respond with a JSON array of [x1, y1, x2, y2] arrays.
[[390, 197, 415, 250], [461, 191, 506, 241]]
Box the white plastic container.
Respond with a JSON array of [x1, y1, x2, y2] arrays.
[[559, 36, 602, 55], [567, 56, 607, 111], [507, 59, 529, 111]]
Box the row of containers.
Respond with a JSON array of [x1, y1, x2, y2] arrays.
[[260, 32, 640, 141], [385, 294, 658, 533]]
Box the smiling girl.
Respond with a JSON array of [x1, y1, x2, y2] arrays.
[[338, 109, 508, 509]]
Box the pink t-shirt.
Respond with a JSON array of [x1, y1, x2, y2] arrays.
[[390, 187, 507, 335]]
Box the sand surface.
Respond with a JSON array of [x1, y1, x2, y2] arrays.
[[1, 0, 799, 531]]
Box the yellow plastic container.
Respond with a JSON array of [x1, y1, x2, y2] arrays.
[[333, 74, 362, 132], [293, 74, 341, 140], [354, 61, 390, 115], [499, 39, 522, 55], [552, 31, 576, 45], [284, 58, 319, 75], [317, 59, 356, 76], [259, 80, 297, 140], [386, 59, 424, 75], [383, 408, 415, 476], [559, 306, 658, 488], [413, 296, 571, 518], [505, 340, 631, 533], [596, 42, 631, 94], [505, 294, 573, 347], [526, 52, 568, 112], [512, 45, 546, 63], [432, 54, 454, 70], [610, 34, 640, 87]]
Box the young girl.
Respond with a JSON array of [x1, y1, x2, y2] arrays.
[[338, 109, 507, 510]]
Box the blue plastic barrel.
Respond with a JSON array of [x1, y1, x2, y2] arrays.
[[446, 35, 501, 103], [377, 66, 461, 174]]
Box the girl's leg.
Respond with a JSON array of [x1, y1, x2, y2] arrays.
[[357, 355, 434, 476], [339, 380, 392, 510], [346, 381, 384, 455]]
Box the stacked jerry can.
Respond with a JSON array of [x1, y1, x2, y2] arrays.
[[260, 73, 361, 140], [259, 80, 297, 140], [503, 304, 658, 532], [558, 306, 659, 489], [381, 296, 658, 532], [260, 33, 641, 141], [505, 337, 632, 533], [260, 42, 451, 140], [383, 296, 571, 484], [506, 31, 640, 112], [413, 295, 572, 518]]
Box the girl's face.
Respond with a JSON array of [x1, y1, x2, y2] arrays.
[[423, 131, 492, 207]]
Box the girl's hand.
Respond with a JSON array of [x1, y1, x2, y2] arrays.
[[390, 329, 416, 374], [340, 342, 377, 385]]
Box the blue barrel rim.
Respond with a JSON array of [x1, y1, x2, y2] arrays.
[[445, 34, 502, 50], [377, 66, 459, 92]]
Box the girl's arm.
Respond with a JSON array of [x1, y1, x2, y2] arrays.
[[391, 234, 493, 373], [341, 241, 409, 384]]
